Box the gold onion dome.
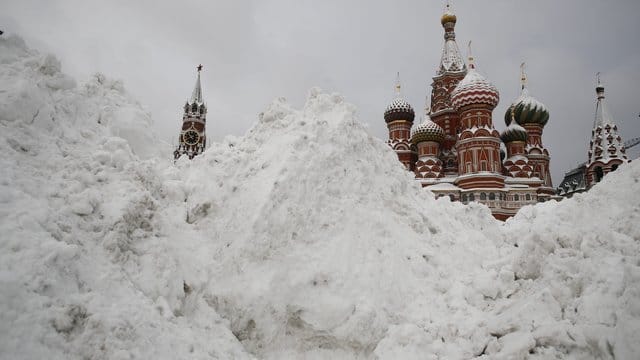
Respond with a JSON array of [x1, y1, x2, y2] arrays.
[[411, 114, 445, 144], [384, 98, 415, 123], [501, 120, 528, 143], [441, 11, 457, 26], [504, 88, 549, 127]]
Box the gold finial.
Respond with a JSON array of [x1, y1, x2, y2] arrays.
[[520, 62, 527, 90], [467, 41, 475, 69], [395, 72, 402, 96], [197, 64, 203, 72]]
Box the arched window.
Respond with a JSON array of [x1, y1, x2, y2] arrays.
[[595, 166, 604, 182], [462, 194, 468, 203], [514, 194, 519, 201], [489, 193, 496, 201], [469, 193, 475, 201], [449, 194, 455, 201], [199, 105, 206, 114], [192, 103, 198, 112], [480, 193, 487, 200], [526, 194, 531, 201]]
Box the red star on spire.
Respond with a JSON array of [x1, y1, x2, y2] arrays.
[[197, 64, 203, 72]]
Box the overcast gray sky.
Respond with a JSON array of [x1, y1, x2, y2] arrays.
[[3, 0, 639, 185]]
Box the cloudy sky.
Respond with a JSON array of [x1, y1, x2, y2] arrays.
[[3, 0, 640, 185]]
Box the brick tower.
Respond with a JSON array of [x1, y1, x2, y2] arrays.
[[430, 2, 467, 176], [385, 73, 416, 170], [174, 65, 207, 160], [450, 46, 503, 189]]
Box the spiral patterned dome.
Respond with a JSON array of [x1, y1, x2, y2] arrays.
[[411, 116, 445, 144], [504, 88, 549, 127], [501, 121, 528, 143], [450, 69, 500, 111], [384, 98, 415, 123]]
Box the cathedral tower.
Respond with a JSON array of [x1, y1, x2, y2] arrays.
[[430, 2, 467, 175], [585, 75, 628, 186], [385, 73, 416, 170], [504, 64, 553, 195], [450, 45, 503, 189], [411, 103, 445, 180], [174, 65, 207, 160]]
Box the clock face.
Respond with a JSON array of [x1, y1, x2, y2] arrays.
[[183, 130, 199, 145]]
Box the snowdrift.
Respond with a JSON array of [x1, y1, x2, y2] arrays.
[[1, 35, 639, 360]]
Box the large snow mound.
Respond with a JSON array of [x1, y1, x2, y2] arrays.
[[1, 35, 639, 360]]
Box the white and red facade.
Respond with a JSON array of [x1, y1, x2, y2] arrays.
[[385, 6, 556, 220]]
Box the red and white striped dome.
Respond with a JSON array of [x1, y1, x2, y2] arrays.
[[450, 68, 499, 111]]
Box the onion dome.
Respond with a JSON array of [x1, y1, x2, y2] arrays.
[[411, 114, 445, 144], [501, 119, 528, 143], [384, 73, 415, 123], [385, 98, 415, 123], [503, 88, 549, 127], [441, 10, 457, 26], [504, 63, 549, 127], [450, 49, 499, 111]]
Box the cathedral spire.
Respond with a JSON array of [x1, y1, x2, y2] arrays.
[[190, 64, 204, 104], [437, 1, 466, 75], [594, 72, 611, 128], [586, 73, 628, 185]]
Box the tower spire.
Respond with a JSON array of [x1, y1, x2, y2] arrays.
[[395, 72, 402, 97], [437, 0, 465, 75], [190, 64, 203, 104]]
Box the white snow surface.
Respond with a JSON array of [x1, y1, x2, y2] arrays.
[[1, 35, 640, 360]]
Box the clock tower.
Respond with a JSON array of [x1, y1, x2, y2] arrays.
[[174, 65, 207, 160]]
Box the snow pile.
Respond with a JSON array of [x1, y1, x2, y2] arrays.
[[1, 35, 639, 360], [177, 90, 507, 358], [0, 35, 250, 359], [500, 164, 640, 359]]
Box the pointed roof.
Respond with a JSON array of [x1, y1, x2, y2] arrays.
[[190, 64, 204, 104], [593, 74, 613, 128], [437, 2, 466, 75], [588, 74, 627, 164]]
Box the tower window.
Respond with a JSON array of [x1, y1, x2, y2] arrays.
[[514, 194, 519, 201], [489, 193, 495, 201], [526, 194, 531, 201], [480, 193, 486, 200]]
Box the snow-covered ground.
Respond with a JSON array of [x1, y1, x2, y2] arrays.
[[1, 35, 639, 359]]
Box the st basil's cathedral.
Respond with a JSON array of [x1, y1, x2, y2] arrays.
[[384, 4, 557, 220]]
